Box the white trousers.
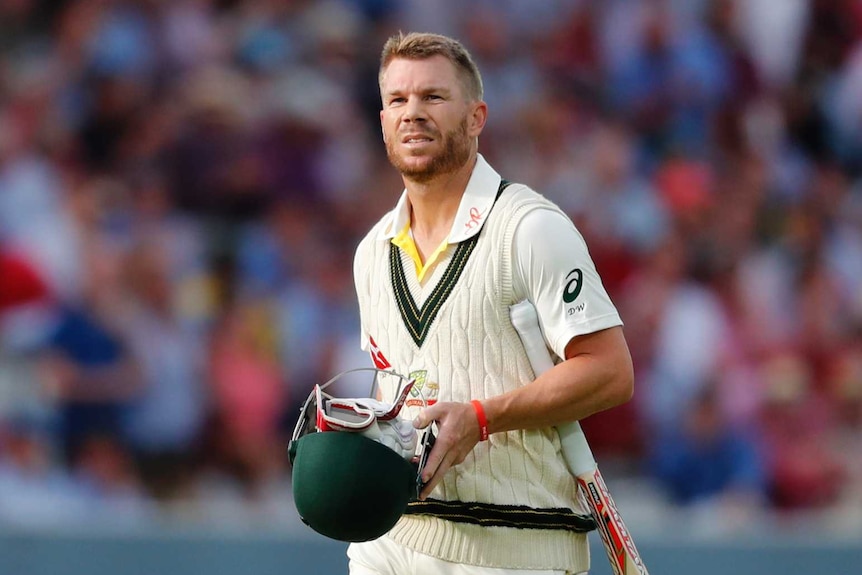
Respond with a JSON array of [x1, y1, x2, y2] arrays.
[[347, 536, 587, 575]]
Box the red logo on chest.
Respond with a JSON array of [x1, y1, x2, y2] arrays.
[[368, 336, 392, 370]]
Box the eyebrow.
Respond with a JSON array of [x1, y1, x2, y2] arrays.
[[384, 86, 453, 98]]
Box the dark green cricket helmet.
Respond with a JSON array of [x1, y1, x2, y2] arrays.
[[289, 430, 418, 542], [288, 367, 431, 543]]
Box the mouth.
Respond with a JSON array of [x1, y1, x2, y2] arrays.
[[401, 134, 434, 145]]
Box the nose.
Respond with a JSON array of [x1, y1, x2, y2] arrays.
[[402, 96, 426, 123]]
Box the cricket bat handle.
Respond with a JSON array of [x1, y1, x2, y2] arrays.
[[509, 300, 649, 575], [509, 302, 596, 475]]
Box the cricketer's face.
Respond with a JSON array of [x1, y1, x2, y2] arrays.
[[379, 56, 486, 183]]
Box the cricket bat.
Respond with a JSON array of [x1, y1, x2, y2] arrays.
[[510, 300, 649, 575]]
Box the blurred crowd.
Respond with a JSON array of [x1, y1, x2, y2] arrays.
[[1, 0, 861, 535]]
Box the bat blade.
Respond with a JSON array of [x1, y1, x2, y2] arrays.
[[577, 467, 647, 575], [509, 300, 649, 575]]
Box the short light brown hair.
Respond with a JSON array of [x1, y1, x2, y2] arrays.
[[379, 32, 484, 102]]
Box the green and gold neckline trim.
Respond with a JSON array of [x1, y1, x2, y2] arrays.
[[389, 180, 509, 348]]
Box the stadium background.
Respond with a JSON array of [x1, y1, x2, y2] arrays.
[[1, 0, 861, 573]]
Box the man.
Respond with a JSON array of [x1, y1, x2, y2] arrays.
[[350, 32, 634, 575]]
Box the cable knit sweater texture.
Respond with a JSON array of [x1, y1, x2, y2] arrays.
[[353, 183, 590, 572]]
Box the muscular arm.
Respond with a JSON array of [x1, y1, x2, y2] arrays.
[[486, 325, 633, 431], [414, 327, 633, 499], [414, 206, 634, 499], [499, 205, 634, 425]]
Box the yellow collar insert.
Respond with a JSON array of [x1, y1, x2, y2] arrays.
[[391, 221, 449, 283]]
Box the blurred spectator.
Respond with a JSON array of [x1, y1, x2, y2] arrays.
[[827, 345, 862, 511], [759, 352, 847, 510], [159, 0, 225, 73], [121, 240, 207, 501], [0, 416, 91, 528], [204, 300, 287, 497], [70, 433, 154, 526], [167, 65, 268, 221], [636, 241, 732, 435], [734, 0, 809, 90], [39, 240, 141, 467], [586, 120, 669, 256], [649, 383, 766, 506], [273, 233, 360, 412], [0, 121, 82, 302]]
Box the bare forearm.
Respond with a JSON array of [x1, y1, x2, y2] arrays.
[[483, 326, 633, 433], [484, 354, 631, 432], [413, 326, 633, 499]]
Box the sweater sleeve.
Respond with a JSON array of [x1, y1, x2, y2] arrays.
[[511, 207, 623, 360]]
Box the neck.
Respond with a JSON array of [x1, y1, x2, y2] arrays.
[[404, 156, 477, 241]]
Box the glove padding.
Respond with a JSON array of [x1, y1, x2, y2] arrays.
[[314, 382, 418, 460]]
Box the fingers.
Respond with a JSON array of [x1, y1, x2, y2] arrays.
[[412, 405, 436, 430], [419, 446, 457, 499], [412, 402, 480, 500], [419, 435, 466, 499]]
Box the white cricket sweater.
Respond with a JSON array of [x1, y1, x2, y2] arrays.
[[353, 182, 591, 572]]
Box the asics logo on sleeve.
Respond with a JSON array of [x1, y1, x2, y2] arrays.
[[562, 268, 583, 304]]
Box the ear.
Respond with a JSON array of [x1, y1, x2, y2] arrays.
[[468, 101, 488, 138], [380, 110, 387, 143]]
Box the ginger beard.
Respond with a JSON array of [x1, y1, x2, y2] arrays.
[[385, 117, 471, 183]]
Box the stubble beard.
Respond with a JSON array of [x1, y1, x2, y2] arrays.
[[386, 119, 471, 184]]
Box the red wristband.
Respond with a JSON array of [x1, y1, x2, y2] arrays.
[[471, 400, 489, 441]]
